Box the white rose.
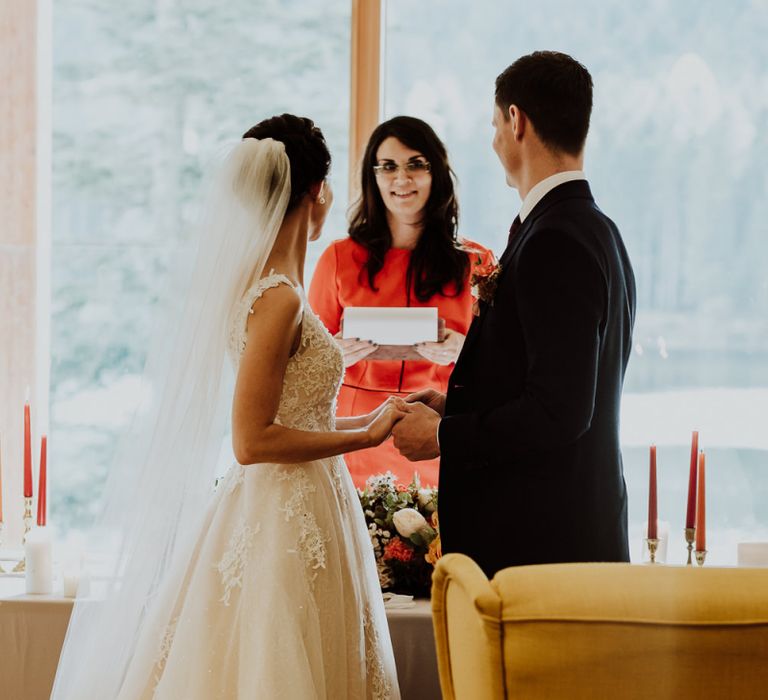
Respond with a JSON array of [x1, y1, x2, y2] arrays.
[[392, 508, 428, 539], [417, 488, 435, 509]]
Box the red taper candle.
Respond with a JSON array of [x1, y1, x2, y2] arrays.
[[647, 445, 658, 540], [695, 451, 706, 551], [685, 431, 699, 529], [37, 435, 47, 527], [23, 401, 33, 499]]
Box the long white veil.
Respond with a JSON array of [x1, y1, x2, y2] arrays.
[[52, 138, 291, 699]]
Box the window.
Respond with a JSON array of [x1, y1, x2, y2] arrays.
[[383, 0, 768, 563], [51, 0, 351, 535]]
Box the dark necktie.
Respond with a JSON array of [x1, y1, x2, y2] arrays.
[[507, 215, 522, 247]]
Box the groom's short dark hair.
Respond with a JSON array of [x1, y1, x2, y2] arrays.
[[495, 51, 593, 156]]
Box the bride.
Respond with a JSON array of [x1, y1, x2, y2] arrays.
[[52, 115, 403, 699]]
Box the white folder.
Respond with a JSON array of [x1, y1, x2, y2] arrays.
[[342, 307, 438, 345]]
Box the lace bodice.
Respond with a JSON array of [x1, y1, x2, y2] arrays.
[[227, 272, 344, 432]]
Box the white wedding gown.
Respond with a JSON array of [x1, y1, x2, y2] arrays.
[[116, 273, 400, 699]]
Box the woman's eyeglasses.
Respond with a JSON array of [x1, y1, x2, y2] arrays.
[[372, 160, 431, 177]]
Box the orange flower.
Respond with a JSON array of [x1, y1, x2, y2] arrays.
[[470, 257, 502, 307], [471, 254, 498, 278], [383, 537, 415, 563], [425, 535, 442, 566]]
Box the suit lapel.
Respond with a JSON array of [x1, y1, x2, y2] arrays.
[[453, 180, 595, 376], [454, 216, 532, 371]]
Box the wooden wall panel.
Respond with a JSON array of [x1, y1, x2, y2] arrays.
[[0, 0, 39, 548]]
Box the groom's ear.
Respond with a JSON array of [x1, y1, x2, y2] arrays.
[[509, 105, 526, 142]]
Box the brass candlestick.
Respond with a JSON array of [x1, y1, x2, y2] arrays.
[[685, 527, 695, 566], [694, 549, 707, 567], [645, 537, 660, 564], [12, 496, 34, 572]]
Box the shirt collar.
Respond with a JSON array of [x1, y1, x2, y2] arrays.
[[518, 170, 586, 223]]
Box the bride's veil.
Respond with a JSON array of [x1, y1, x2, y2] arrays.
[[51, 138, 291, 699]]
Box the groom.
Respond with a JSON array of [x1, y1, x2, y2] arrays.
[[392, 51, 636, 577]]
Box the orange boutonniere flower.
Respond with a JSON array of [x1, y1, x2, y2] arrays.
[[470, 253, 501, 315], [425, 535, 442, 566]]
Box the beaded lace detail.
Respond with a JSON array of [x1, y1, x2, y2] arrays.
[[222, 463, 245, 495], [226, 273, 345, 584], [216, 518, 260, 606], [330, 457, 350, 512], [364, 606, 393, 700], [154, 616, 179, 687], [214, 273, 394, 696], [278, 467, 328, 583], [227, 272, 344, 433], [227, 272, 294, 361]]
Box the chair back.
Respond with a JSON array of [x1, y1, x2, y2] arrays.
[[432, 554, 768, 699]]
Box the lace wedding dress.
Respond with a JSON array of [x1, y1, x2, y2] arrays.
[[115, 272, 400, 699]]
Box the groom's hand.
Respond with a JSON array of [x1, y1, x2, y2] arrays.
[[405, 389, 446, 416], [392, 402, 441, 461]]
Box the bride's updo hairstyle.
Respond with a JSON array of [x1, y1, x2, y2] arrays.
[[242, 114, 331, 212]]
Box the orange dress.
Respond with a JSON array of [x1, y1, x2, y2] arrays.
[[308, 237, 493, 488]]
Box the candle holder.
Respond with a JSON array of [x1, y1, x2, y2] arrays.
[[685, 527, 695, 566], [12, 497, 34, 572], [694, 549, 707, 567], [645, 538, 660, 564]]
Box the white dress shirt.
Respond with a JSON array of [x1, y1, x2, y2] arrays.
[[518, 170, 586, 222]]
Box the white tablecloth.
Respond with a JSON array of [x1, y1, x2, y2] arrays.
[[387, 599, 442, 699], [0, 575, 440, 700]]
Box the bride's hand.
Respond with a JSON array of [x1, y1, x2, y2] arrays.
[[364, 396, 403, 425], [366, 400, 408, 446]]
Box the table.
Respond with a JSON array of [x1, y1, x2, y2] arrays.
[[386, 600, 442, 699], [0, 576, 440, 700]]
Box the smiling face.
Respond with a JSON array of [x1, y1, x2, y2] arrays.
[[374, 137, 432, 224]]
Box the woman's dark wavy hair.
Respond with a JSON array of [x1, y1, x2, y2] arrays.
[[242, 114, 331, 212], [348, 116, 468, 302]]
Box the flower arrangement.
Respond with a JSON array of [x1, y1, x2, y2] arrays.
[[358, 472, 441, 598], [469, 253, 501, 314]]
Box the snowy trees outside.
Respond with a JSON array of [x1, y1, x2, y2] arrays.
[[52, 0, 351, 529], [52, 1, 768, 563], [384, 0, 768, 563]]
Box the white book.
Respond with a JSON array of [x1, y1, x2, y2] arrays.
[[342, 307, 438, 345]]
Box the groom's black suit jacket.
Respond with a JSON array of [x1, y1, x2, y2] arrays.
[[438, 180, 636, 577]]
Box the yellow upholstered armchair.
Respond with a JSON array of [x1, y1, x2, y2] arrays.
[[432, 553, 768, 699]]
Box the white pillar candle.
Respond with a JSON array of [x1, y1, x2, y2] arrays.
[[737, 542, 768, 567], [25, 526, 53, 594], [62, 569, 79, 597]]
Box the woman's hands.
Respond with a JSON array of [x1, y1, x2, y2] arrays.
[[335, 328, 465, 368], [365, 397, 408, 446], [414, 328, 465, 365], [334, 332, 377, 368]]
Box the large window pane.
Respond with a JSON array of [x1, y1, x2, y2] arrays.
[[52, 1, 351, 535], [384, 0, 768, 563]]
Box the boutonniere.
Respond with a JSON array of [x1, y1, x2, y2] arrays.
[[469, 254, 501, 316]]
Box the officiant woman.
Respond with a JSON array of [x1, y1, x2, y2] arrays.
[[309, 116, 492, 488]]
